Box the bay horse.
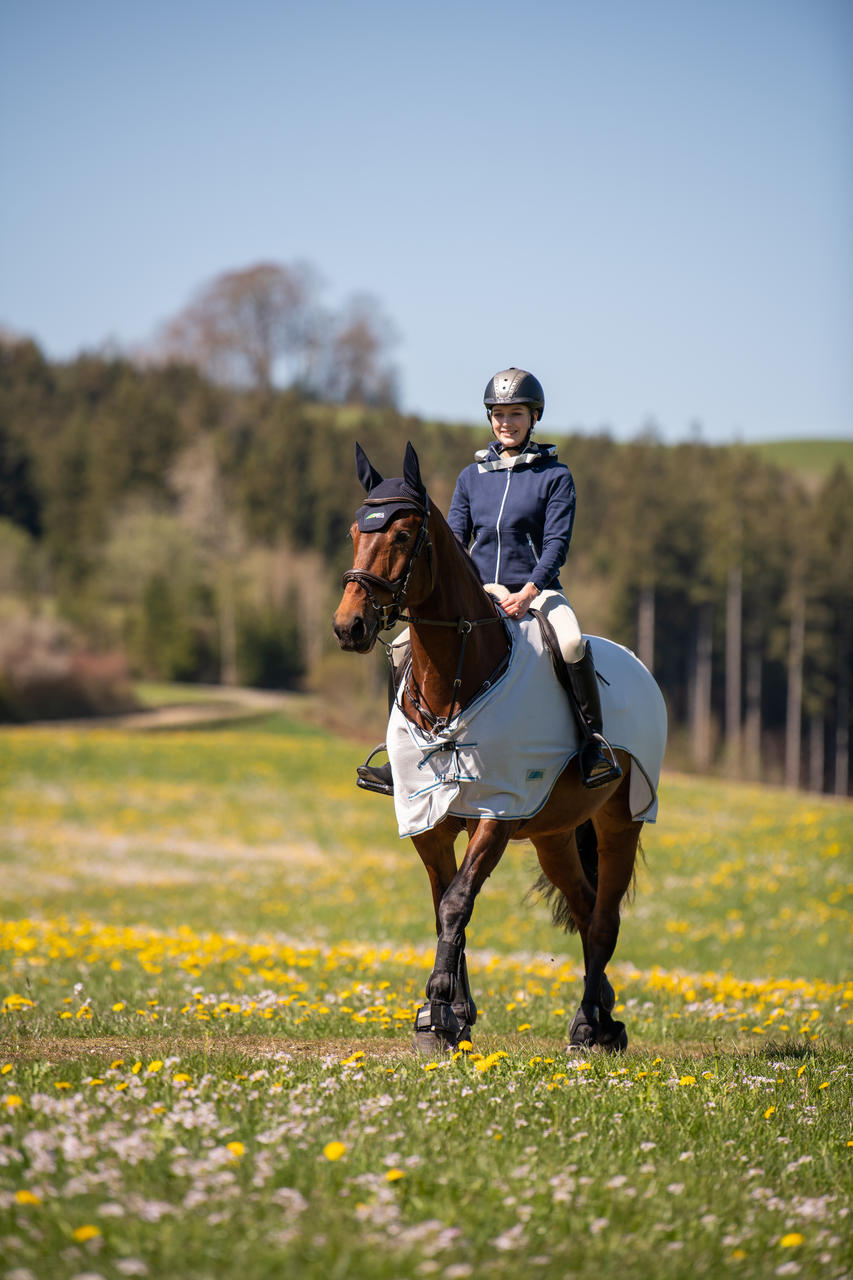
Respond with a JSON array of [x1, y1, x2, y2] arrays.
[[333, 442, 660, 1055]]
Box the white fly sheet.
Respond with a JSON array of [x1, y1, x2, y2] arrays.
[[386, 619, 667, 839]]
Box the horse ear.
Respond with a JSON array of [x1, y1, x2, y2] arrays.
[[403, 442, 425, 497], [355, 441, 383, 494]]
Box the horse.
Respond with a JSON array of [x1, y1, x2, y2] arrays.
[[333, 442, 666, 1055]]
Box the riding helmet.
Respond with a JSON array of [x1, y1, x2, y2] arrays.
[[483, 368, 545, 422]]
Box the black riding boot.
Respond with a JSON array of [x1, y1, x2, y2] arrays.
[[567, 641, 623, 789]]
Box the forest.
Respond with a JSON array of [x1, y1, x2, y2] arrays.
[[1, 332, 851, 796]]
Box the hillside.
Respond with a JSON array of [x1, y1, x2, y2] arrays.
[[748, 437, 852, 489]]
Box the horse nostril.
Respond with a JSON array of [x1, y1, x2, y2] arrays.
[[350, 616, 365, 644]]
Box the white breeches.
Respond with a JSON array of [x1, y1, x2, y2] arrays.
[[484, 584, 585, 665], [531, 589, 585, 664]]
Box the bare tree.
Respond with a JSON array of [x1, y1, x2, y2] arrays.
[[316, 293, 399, 406], [159, 261, 323, 391]]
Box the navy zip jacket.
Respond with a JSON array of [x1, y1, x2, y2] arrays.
[[446, 440, 576, 592]]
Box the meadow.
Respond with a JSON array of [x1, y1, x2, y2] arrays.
[[1, 711, 851, 1280]]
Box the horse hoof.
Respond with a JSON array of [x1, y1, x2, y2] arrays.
[[568, 1009, 595, 1047], [413, 1030, 450, 1057]]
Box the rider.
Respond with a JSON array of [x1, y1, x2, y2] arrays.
[[446, 367, 621, 789], [356, 367, 621, 794]]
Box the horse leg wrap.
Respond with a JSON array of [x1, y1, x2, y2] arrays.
[[434, 939, 461, 974], [426, 940, 461, 1003]]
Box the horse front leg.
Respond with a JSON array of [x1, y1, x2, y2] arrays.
[[413, 818, 516, 1053], [412, 822, 468, 1054]]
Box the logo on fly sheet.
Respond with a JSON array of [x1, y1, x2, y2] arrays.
[[526, 768, 545, 781], [365, 511, 386, 521]]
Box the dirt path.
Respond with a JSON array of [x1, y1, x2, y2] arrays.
[[11, 686, 315, 732]]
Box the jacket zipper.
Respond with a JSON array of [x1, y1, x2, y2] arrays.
[[493, 470, 512, 583]]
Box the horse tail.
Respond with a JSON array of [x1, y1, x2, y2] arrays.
[[528, 820, 598, 936]]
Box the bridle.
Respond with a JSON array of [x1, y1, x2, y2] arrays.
[[341, 491, 507, 730], [341, 495, 435, 631]]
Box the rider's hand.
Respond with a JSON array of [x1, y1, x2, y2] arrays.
[[499, 583, 539, 619]]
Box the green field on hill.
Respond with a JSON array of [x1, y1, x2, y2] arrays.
[[1, 711, 850, 1280], [748, 438, 853, 486]]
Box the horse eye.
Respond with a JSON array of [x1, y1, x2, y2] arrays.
[[394, 529, 411, 544]]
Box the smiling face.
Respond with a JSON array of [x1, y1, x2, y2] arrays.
[[489, 403, 533, 453]]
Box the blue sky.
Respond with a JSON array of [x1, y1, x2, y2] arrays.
[[1, 0, 851, 440]]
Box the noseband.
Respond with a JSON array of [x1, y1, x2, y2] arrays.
[[341, 496, 435, 630]]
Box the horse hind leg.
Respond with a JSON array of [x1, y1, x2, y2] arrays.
[[531, 824, 619, 1025], [570, 817, 642, 1053]]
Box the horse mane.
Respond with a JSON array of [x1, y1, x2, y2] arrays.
[[426, 497, 498, 614]]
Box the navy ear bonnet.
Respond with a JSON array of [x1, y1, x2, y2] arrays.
[[355, 479, 425, 533], [354, 440, 427, 531]]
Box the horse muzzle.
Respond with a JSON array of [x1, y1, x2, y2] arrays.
[[333, 604, 380, 653]]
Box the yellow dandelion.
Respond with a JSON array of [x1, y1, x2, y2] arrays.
[[226, 1141, 245, 1158], [172, 1073, 191, 1084], [818, 1081, 830, 1090], [1, 1063, 13, 1074], [131, 1061, 142, 1074], [323, 1141, 346, 1162], [72, 1224, 101, 1242], [112, 1003, 125, 1012], [780, 1234, 804, 1248], [146, 1060, 163, 1074], [54, 1081, 71, 1090], [4, 1094, 23, 1110], [109, 1060, 124, 1069], [385, 1168, 405, 1181], [678, 1075, 697, 1086], [517, 1023, 532, 1032], [764, 1106, 776, 1119], [457, 1040, 474, 1052], [14, 1189, 41, 1205], [114, 1082, 128, 1092], [732, 1248, 747, 1260]]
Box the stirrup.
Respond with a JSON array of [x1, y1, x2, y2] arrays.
[[356, 745, 394, 797], [579, 735, 622, 789]]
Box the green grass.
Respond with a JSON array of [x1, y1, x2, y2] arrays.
[[748, 438, 853, 487], [1, 712, 851, 1279]]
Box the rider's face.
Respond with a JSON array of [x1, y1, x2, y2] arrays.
[[490, 404, 533, 453]]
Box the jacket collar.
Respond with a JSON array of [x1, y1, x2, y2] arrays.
[[474, 439, 558, 472]]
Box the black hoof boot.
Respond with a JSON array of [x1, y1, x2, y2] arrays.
[[597, 1007, 629, 1052], [568, 1007, 597, 1050], [356, 745, 394, 796], [412, 1001, 466, 1056]]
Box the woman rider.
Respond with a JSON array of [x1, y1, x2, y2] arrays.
[[356, 367, 621, 794]]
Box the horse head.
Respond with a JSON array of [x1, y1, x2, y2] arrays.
[[333, 442, 434, 652]]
